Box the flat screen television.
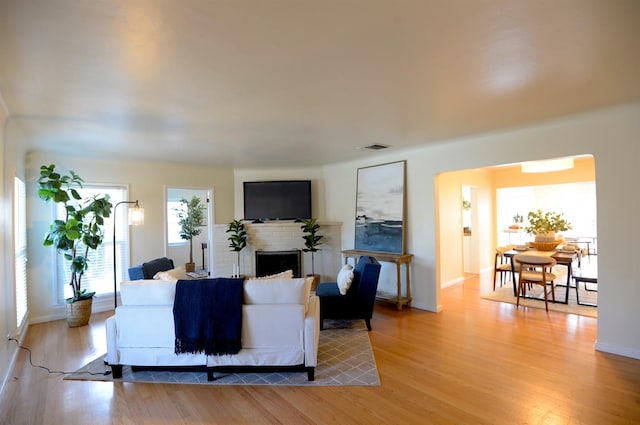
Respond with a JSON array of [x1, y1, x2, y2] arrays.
[[243, 180, 312, 222]]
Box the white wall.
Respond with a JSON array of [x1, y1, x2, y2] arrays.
[[323, 102, 640, 359], [0, 110, 28, 395]]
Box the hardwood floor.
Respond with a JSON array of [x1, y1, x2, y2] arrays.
[[2, 272, 639, 424]]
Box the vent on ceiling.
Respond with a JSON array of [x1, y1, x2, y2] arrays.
[[362, 144, 390, 150]]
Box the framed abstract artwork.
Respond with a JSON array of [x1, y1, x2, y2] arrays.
[[354, 160, 406, 254]]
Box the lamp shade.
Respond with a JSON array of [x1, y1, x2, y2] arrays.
[[129, 205, 144, 226]]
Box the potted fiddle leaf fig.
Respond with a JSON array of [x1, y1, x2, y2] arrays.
[[174, 196, 207, 272], [38, 164, 112, 327], [301, 218, 323, 289], [226, 219, 247, 276]]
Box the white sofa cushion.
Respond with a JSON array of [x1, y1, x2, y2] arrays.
[[120, 280, 176, 306], [241, 304, 304, 348], [243, 277, 312, 311], [116, 305, 176, 347]]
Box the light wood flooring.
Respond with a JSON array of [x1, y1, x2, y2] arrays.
[[1, 272, 639, 424]]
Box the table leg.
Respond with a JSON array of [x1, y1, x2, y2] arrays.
[[405, 261, 411, 306], [510, 257, 518, 297], [395, 262, 402, 310], [564, 262, 572, 304]]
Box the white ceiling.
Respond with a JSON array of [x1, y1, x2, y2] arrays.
[[1, 0, 639, 168]]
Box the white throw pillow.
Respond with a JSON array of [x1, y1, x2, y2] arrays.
[[254, 269, 294, 280], [153, 266, 189, 282], [337, 264, 354, 295]]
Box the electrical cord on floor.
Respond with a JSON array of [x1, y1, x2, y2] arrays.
[[7, 337, 111, 376]]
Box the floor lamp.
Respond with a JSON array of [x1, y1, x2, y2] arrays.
[[113, 200, 144, 309]]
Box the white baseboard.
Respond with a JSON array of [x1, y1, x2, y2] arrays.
[[595, 341, 640, 360], [441, 277, 464, 289], [408, 301, 442, 312]]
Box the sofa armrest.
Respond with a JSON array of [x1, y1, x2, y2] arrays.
[[304, 295, 320, 367], [105, 315, 118, 364]]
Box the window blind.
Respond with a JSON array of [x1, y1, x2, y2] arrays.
[[14, 176, 27, 328]]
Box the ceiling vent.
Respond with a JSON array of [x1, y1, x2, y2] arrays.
[[362, 144, 390, 150]]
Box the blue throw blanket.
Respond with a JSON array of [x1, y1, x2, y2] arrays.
[[173, 278, 244, 356]]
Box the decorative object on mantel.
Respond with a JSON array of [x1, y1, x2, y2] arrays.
[[524, 209, 572, 251], [38, 164, 113, 327], [226, 219, 247, 277], [354, 160, 406, 254], [301, 218, 323, 289], [174, 196, 207, 272]]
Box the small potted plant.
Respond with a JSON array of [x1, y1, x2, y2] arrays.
[[525, 209, 572, 249], [509, 213, 523, 229], [226, 219, 247, 276], [38, 164, 112, 327], [301, 218, 323, 289], [174, 196, 207, 272]]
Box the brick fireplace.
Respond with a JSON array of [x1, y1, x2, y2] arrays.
[[213, 221, 342, 280]]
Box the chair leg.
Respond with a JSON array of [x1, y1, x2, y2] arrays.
[[493, 269, 497, 291], [111, 364, 123, 379], [365, 318, 372, 331]]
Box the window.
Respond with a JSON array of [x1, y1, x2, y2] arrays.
[[167, 200, 187, 245], [496, 182, 597, 246], [14, 176, 27, 328], [55, 185, 130, 301]]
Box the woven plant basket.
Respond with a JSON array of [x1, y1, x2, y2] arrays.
[[530, 241, 560, 251], [66, 297, 93, 328]]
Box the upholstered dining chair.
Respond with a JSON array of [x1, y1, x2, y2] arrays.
[[514, 254, 557, 312], [493, 246, 514, 290]]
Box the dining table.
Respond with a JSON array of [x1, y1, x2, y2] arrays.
[[504, 248, 579, 304]]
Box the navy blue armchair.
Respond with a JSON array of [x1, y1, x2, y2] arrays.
[[128, 257, 175, 280], [315, 256, 382, 331]]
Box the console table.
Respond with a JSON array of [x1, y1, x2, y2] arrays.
[[341, 249, 413, 310]]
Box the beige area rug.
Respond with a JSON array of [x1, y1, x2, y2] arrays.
[[482, 277, 598, 318], [65, 319, 380, 386]]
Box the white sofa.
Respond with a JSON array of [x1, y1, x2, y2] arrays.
[[105, 276, 319, 381]]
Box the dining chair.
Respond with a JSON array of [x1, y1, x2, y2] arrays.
[[493, 246, 514, 290], [514, 254, 557, 312], [563, 242, 583, 267]]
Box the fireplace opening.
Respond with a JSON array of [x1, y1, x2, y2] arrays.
[[255, 250, 302, 278]]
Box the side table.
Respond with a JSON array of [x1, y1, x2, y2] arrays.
[[341, 249, 413, 310]]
